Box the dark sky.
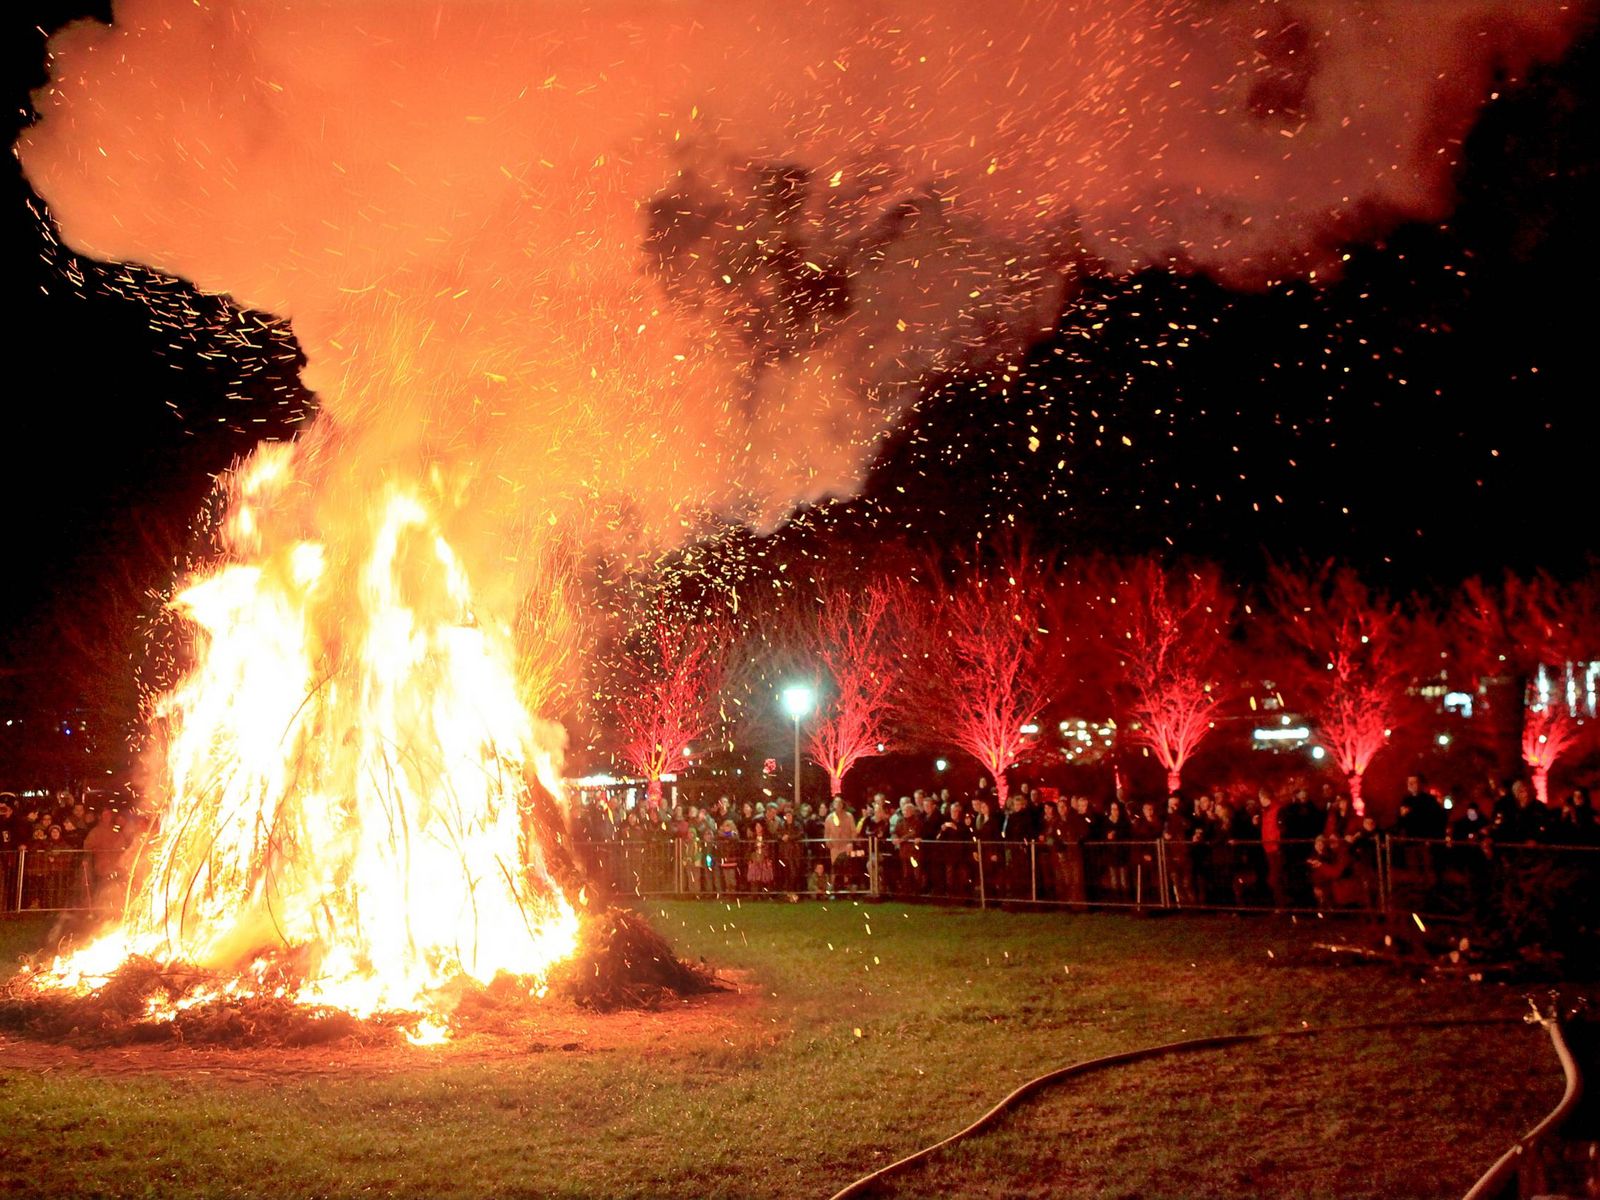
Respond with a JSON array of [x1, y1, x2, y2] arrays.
[[2, 3, 1597, 737]]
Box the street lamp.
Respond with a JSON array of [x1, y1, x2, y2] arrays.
[[780, 684, 815, 814]]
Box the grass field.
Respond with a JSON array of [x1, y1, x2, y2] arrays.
[[0, 902, 1565, 1199]]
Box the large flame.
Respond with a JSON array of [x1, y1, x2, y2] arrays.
[[35, 445, 580, 1035]]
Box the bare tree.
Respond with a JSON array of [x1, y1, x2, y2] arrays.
[[1265, 562, 1429, 812]]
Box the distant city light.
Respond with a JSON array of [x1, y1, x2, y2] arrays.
[[1253, 726, 1310, 742], [1310, 745, 1326, 761], [1019, 723, 1040, 735], [935, 758, 949, 772]]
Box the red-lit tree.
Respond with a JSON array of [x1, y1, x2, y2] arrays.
[[899, 552, 1059, 803], [1454, 571, 1599, 806], [1264, 563, 1426, 813], [791, 580, 903, 798], [1089, 558, 1234, 794], [1521, 704, 1581, 805], [610, 610, 731, 809]]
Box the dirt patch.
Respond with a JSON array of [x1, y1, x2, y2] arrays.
[[0, 967, 760, 1081]]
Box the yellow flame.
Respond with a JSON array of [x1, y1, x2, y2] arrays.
[[36, 460, 579, 1036]]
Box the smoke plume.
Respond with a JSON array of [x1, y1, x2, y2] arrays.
[[18, 0, 1588, 603]]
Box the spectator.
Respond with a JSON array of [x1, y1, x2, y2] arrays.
[[999, 793, 1034, 897], [0, 798, 21, 850], [1098, 799, 1132, 900], [973, 796, 1003, 893], [1488, 776, 1520, 836], [1396, 774, 1446, 840], [1494, 779, 1546, 843], [1129, 799, 1163, 903], [824, 796, 859, 891], [1394, 773, 1445, 889], [1260, 787, 1288, 910], [776, 811, 805, 891], [1449, 797, 1489, 843], [1553, 788, 1597, 846], [1308, 833, 1358, 908], [892, 798, 924, 895], [1324, 795, 1360, 840], [1055, 794, 1090, 904], [744, 820, 776, 892], [1281, 787, 1321, 904], [1162, 794, 1196, 906]]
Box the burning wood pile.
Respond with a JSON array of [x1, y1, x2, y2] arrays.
[[3, 470, 713, 1047]]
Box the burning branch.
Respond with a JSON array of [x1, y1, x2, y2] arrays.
[[512, 541, 586, 723]]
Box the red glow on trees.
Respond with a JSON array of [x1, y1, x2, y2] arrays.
[[1266, 563, 1422, 813], [900, 554, 1058, 803], [611, 611, 730, 809], [793, 581, 902, 798], [1455, 571, 1599, 806], [1521, 701, 1579, 807], [1091, 558, 1234, 794]]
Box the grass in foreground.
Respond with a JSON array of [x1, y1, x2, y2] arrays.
[[0, 902, 1566, 1199]]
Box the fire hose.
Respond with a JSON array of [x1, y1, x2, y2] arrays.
[[825, 1014, 1566, 1200], [1461, 1014, 1581, 1200]]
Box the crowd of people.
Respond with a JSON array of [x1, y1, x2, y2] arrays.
[[4, 773, 1596, 915], [574, 772, 1600, 911], [0, 789, 140, 910]]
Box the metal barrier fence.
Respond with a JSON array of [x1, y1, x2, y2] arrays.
[[573, 835, 1358, 911], [1384, 836, 1600, 923], [7, 837, 1595, 921], [572, 834, 1600, 918], [0, 849, 122, 915]]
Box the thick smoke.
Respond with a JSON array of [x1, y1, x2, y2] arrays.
[[17, 0, 1588, 599]]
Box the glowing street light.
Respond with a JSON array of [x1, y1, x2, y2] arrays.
[[780, 684, 816, 814]]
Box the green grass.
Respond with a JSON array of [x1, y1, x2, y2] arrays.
[[0, 903, 1566, 1199]]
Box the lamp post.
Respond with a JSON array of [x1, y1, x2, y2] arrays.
[[780, 684, 815, 816]]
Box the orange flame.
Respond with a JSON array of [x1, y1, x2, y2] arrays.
[[34, 446, 579, 1035]]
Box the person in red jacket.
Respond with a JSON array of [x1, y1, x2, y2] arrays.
[[1260, 787, 1287, 910], [1309, 833, 1359, 908]]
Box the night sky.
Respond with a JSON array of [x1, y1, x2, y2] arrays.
[[2, 3, 1597, 770]]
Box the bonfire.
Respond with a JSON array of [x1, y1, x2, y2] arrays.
[[3, 447, 709, 1047]]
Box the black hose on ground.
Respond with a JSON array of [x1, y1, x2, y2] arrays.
[[1461, 1016, 1581, 1200], [825, 1015, 1540, 1200]]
